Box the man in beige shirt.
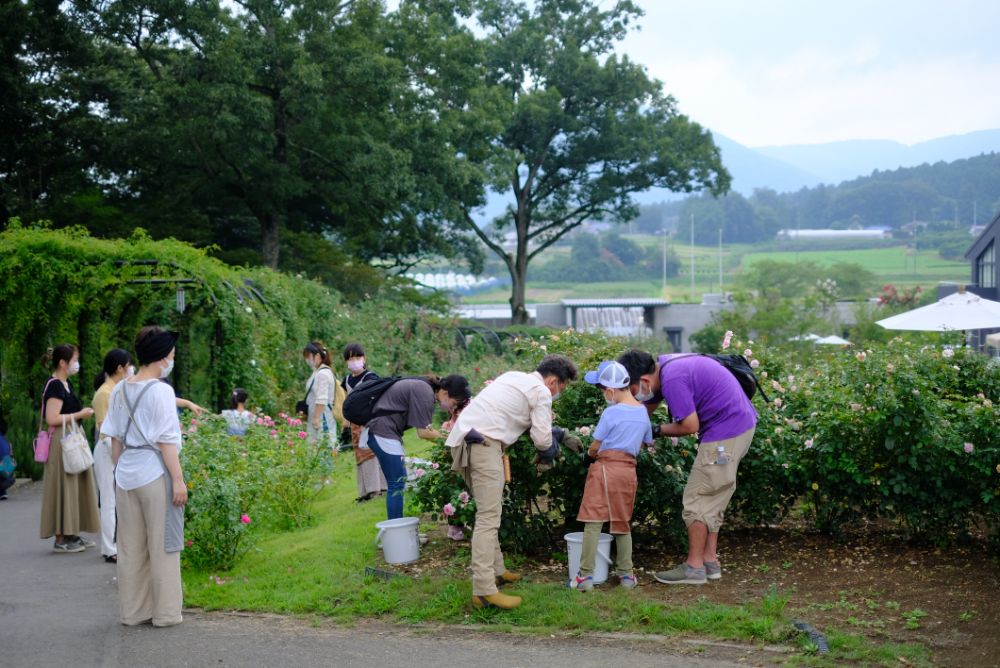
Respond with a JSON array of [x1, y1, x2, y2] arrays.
[[445, 355, 578, 610]]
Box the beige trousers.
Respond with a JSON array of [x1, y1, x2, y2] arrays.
[[469, 437, 507, 596], [116, 478, 183, 626]]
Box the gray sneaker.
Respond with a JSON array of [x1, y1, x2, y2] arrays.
[[705, 561, 722, 580], [53, 539, 85, 553], [68, 535, 96, 549], [654, 563, 707, 585]]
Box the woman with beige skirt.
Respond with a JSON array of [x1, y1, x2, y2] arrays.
[[103, 327, 187, 627], [39, 344, 99, 553]]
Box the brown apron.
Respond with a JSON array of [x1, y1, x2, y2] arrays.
[[576, 449, 637, 534]]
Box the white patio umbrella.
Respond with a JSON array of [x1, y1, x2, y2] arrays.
[[876, 290, 1000, 332]]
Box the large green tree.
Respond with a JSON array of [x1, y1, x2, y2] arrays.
[[400, 0, 730, 323], [62, 0, 484, 271]]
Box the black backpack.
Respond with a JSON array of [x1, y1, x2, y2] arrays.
[[341, 375, 404, 426], [663, 354, 769, 403]]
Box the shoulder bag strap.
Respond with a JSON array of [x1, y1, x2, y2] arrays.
[[303, 377, 316, 405], [122, 382, 158, 448], [38, 378, 59, 431]]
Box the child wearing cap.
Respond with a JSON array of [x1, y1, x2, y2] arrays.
[[572, 360, 654, 591]]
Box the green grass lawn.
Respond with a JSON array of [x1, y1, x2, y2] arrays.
[[181, 436, 930, 667]]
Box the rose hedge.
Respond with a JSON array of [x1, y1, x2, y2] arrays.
[[411, 330, 1000, 553], [180, 412, 331, 570]]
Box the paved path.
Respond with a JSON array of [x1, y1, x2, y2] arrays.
[[1, 482, 746, 667]]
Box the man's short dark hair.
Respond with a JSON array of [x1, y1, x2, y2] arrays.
[[617, 350, 656, 384], [535, 354, 578, 383]]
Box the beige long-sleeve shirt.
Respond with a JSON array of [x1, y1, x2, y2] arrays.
[[445, 371, 553, 451]]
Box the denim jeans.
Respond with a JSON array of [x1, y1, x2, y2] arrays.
[[367, 431, 406, 519]]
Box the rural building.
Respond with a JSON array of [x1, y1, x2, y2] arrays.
[[963, 210, 1000, 301], [776, 228, 891, 240]]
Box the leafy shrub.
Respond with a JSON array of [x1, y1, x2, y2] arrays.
[[412, 330, 1000, 554], [180, 412, 329, 570]]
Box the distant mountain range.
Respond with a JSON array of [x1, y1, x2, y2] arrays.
[[633, 128, 1000, 203]]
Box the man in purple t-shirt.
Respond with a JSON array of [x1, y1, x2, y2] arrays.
[[617, 350, 757, 585]]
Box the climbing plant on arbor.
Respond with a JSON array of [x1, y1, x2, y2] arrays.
[[0, 224, 463, 476]]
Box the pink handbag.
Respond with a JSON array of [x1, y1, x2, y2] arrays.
[[33, 378, 57, 463]]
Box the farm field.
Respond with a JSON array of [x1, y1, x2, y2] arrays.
[[462, 244, 970, 305]]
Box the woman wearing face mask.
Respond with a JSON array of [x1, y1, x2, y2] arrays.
[[39, 344, 100, 553], [363, 374, 467, 519], [92, 348, 135, 563], [340, 343, 385, 502], [302, 342, 341, 454], [102, 326, 186, 627]]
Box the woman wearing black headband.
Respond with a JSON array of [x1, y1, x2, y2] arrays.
[[102, 326, 186, 627]]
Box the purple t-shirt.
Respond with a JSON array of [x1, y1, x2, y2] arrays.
[[655, 354, 756, 443]]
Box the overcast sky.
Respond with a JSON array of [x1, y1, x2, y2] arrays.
[[619, 0, 1000, 147]]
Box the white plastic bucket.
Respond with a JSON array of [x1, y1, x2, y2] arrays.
[[375, 517, 421, 564], [564, 531, 614, 584]]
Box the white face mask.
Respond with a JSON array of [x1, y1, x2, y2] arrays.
[[306, 357, 317, 369], [634, 380, 655, 403], [160, 358, 174, 379], [68, 361, 80, 376], [125, 365, 135, 379], [347, 358, 365, 373], [604, 390, 616, 406]]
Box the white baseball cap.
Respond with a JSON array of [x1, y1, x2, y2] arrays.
[[583, 360, 630, 389]]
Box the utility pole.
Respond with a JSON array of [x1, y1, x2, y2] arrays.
[[660, 228, 667, 296], [690, 214, 695, 302], [718, 228, 723, 293]]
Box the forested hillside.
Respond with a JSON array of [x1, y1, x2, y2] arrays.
[[632, 152, 1000, 245]]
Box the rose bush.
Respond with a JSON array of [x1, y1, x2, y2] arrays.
[[412, 330, 1000, 554], [181, 412, 330, 570]]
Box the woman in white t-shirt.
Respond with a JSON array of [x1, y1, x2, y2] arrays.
[[103, 326, 186, 628], [220, 388, 253, 436], [301, 342, 341, 451]]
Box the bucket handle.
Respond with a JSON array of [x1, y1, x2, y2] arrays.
[[375, 528, 385, 548], [596, 550, 614, 565]]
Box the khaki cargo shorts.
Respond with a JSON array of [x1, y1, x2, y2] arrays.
[[681, 427, 755, 532]]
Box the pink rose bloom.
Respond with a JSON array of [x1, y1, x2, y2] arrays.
[[670, 437, 679, 446], [964, 442, 974, 454], [774, 398, 783, 408], [459, 491, 470, 504], [188, 425, 198, 433], [744, 349, 753, 359], [297, 430, 308, 439], [578, 426, 592, 437], [856, 351, 867, 362], [441, 419, 453, 432], [278, 412, 287, 419], [414, 468, 426, 478], [850, 402, 862, 411], [942, 348, 955, 358], [721, 330, 734, 349], [782, 463, 790, 469], [804, 438, 814, 449], [240, 514, 251, 524], [269, 429, 278, 437], [190, 419, 199, 426], [431, 462, 440, 469], [750, 359, 760, 368], [443, 503, 456, 517], [647, 446, 657, 455], [257, 418, 265, 425]]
